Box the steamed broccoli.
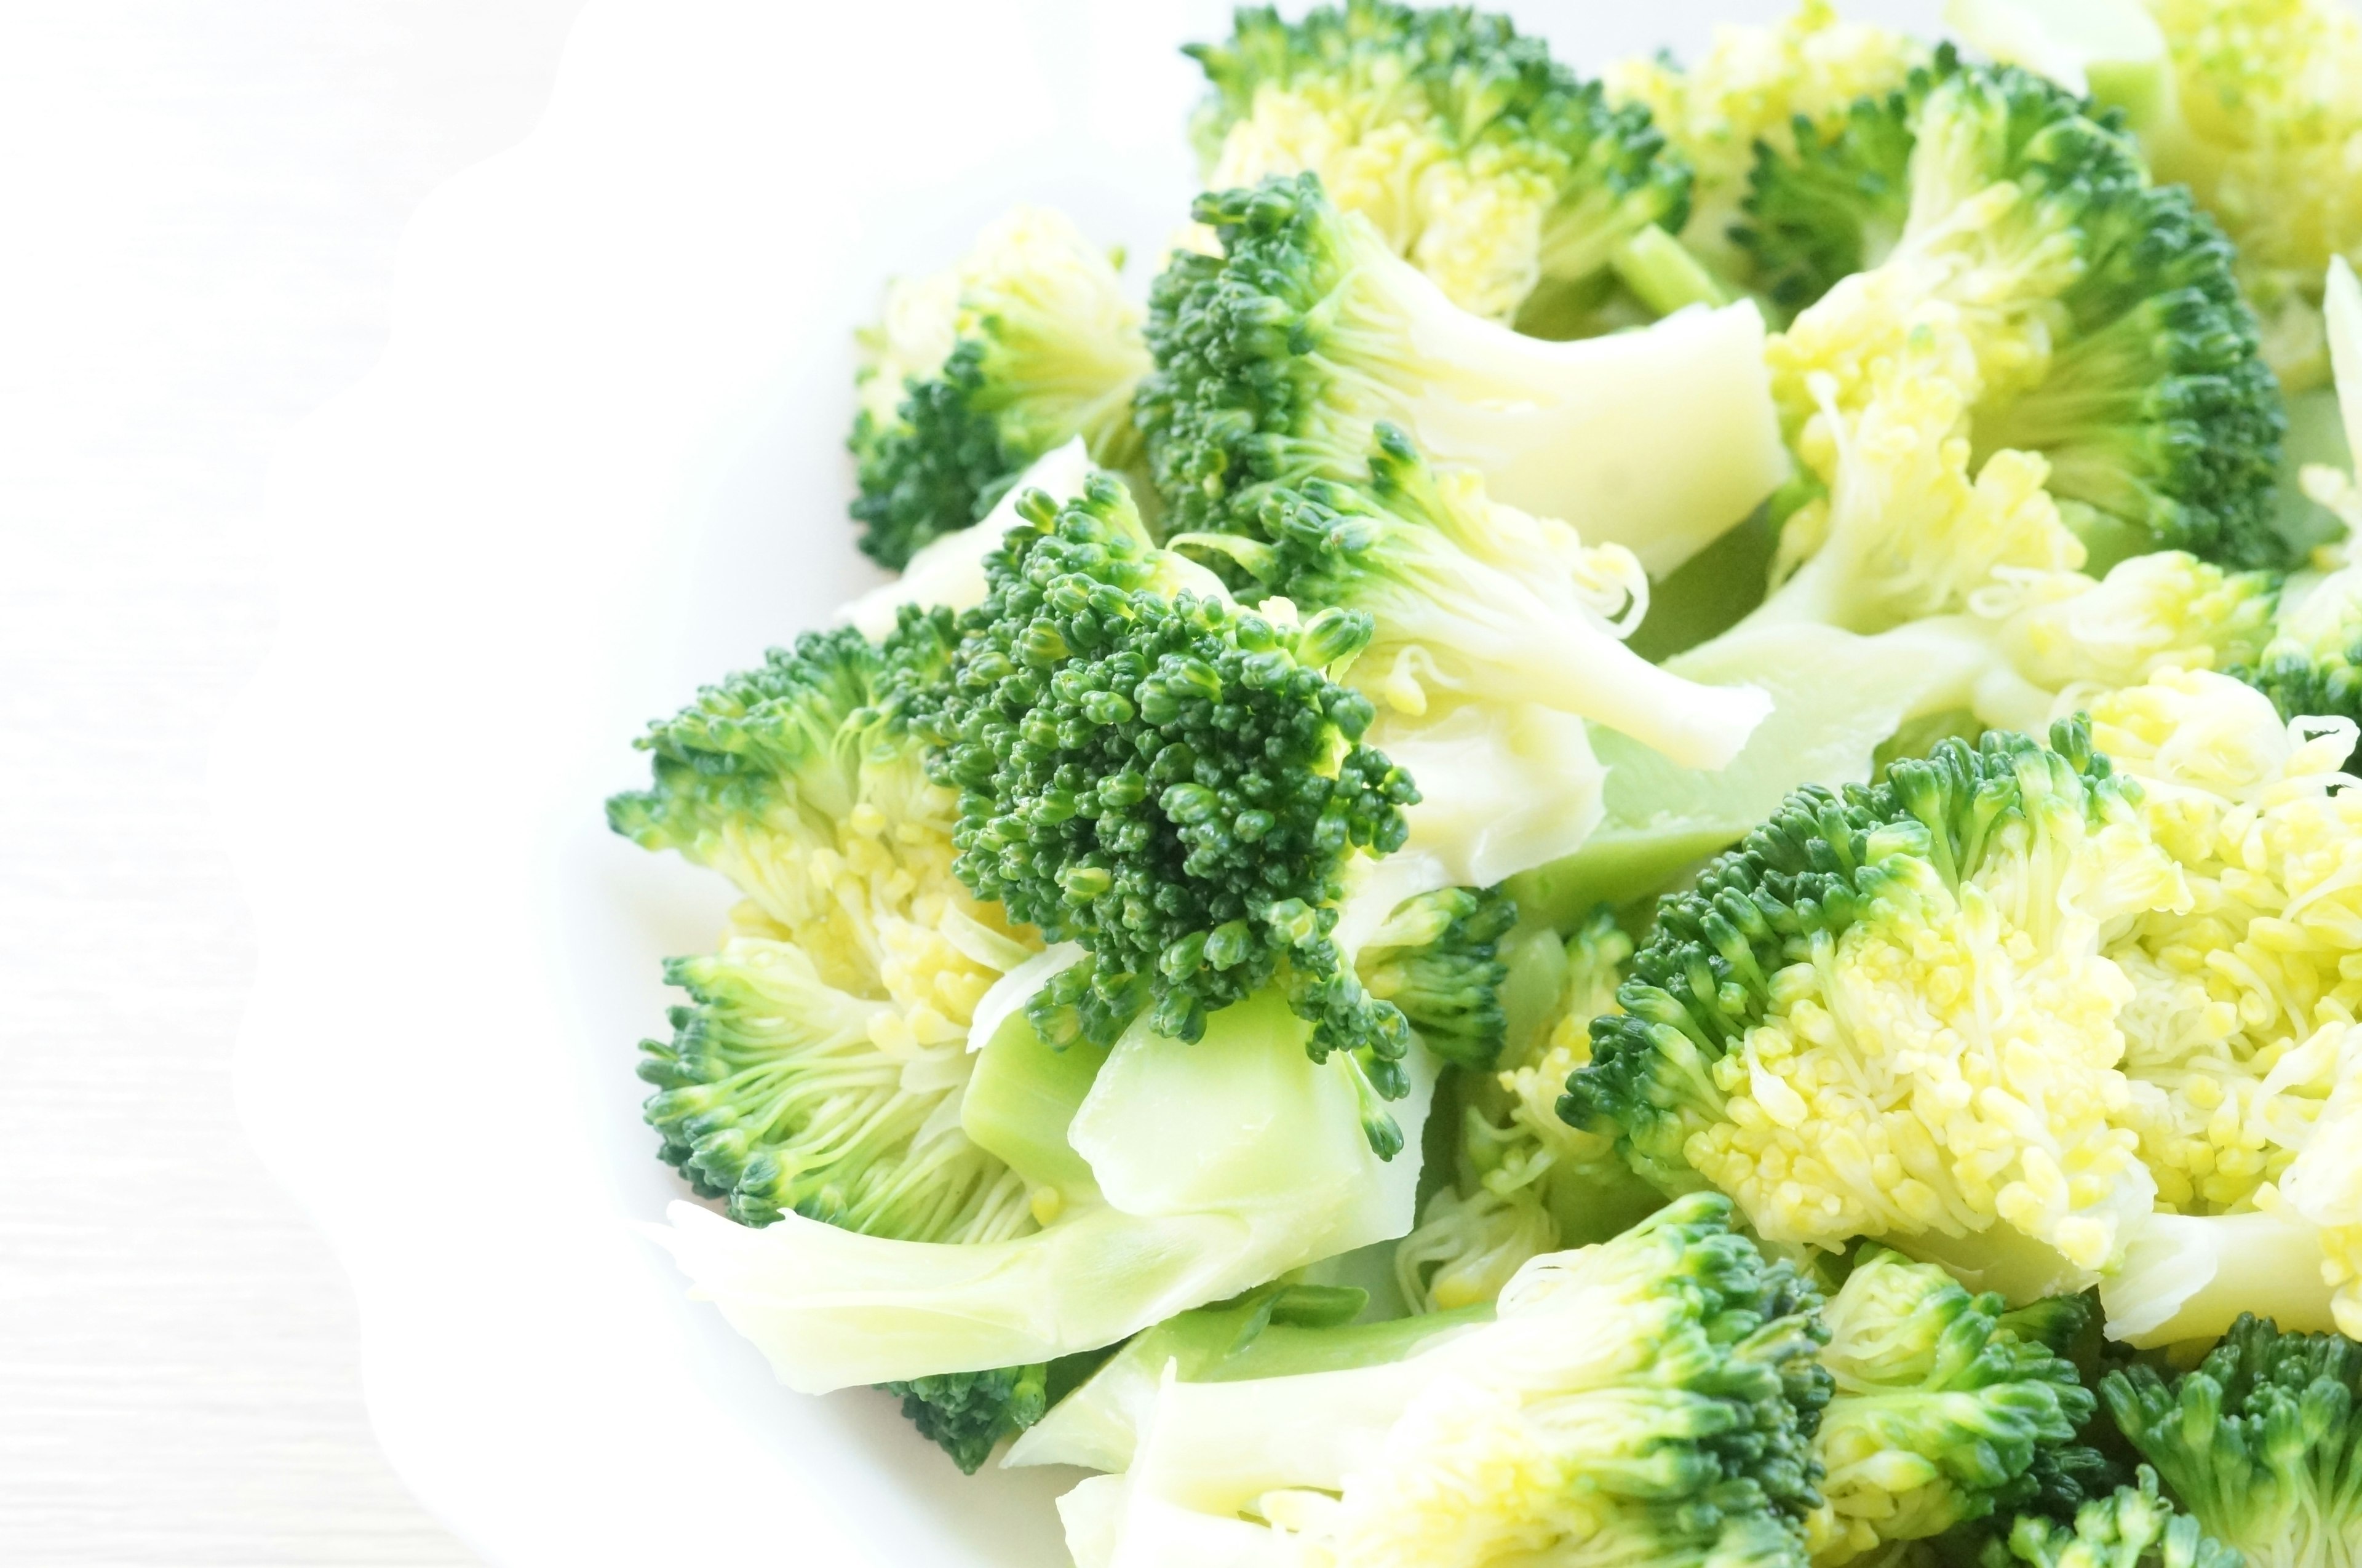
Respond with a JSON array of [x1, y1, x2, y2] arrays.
[[1566, 671, 2362, 1307], [1950, 0, 2362, 392], [1394, 906, 1666, 1315], [1055, 1193, 1832, 1568], [1139, 173, 1789, 581], [1350, 883, 1517, 1070], [1604, 0, 1930, 284], [1738, 54, 2286, 573], [849, 206, 1152, 569], [1182, 0, 1695, 331], [610, 611, 1045, 1235], [1187, 424, 1776, 770], [884, 1364, 1051, 1475], [1981, 1470, 2240, 1568], [2103, 1315, 2362, 1568], [923, 475, 1427, 1152]]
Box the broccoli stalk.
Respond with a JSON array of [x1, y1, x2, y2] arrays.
[[1183, 1, 1694, 332], [849, 206, 1152, 569], [924, 474, 1431, 1153], [1139, 174, 1790, 581]]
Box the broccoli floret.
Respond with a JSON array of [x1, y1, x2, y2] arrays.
[[1184, 0, 1692, 331], [1810, 1249, 2106, 1564], [1185, 426, 1776, 771], [923, 475, 1426, 1153], [1952, 0, 2362, 393], [1738, 55, 2285, 571], [611, 611, 1048, 1236], [883, 1363, 1049, 1475], [2102, 1315, 2362, 1568], [1394, 907, 1668, 1314], [1351, 884, 1517, 1069], [1139, 173, 1790, 581], [849, 207, 1151, 569], [1605, 0, 1931, 286], [1564, 669, 2362, 1316], [1058, 1192, 1832, 1568], [1980, 1470, 2240, 1568]]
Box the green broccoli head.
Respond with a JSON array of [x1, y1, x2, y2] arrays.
[[882, 1364, 1049, 1475], [1810, 1249, 2106, 1564], [849, 206, 1152, 569], [1184, 0, 1690, 330], [1199, 425, 1775, 770], [611, 611, 1049, 1236], [1743, 54, 2285, 571], [2228, 564, 2362, 736], [2102, 1314, 2362, 1568], [1351, 884, 1517, 1069], [1980, 1470, 2241, 1568], [1562, 719, 2168, 1297], [1140, 172, 1790, 581], [923, 474, 1425, 1153]]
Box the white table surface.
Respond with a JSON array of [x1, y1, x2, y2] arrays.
[[0, 4, 581, 1560]]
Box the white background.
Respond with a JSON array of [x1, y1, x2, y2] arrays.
[[0, 4, 581, 1561]]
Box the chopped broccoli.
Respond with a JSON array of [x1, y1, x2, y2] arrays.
[[923, 475, 1425, 1153], [1604, 0, 1930, 285], [2102, 1315, 2362, 1568], [1810, 1249, 2106, 1563], [1351, 884, 1517, 1070], [1139, 173, 1790, 581], [849, 206, 1151, 569], [1184, 0, 1692, 331], [610, 611, 1045, 1235], [1952, 0, 2362, 393], [1059, 1192, 1832, 1568], [1740, 55, 2286, 572], [884, 1364, 1049, 1474], [1187, 425, 1775, 769], [1981, 1470, 2240, 1568], [1394, 907, 1666, 1315], [1565, 670, 2362, 1316]]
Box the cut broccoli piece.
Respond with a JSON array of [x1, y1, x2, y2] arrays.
[[611, 611, 1048, 1236], [1607, 1, 1931, 288], [1351, 884, 1517, 1070], [1185, 0, 1691, 330], [1185, 425, 1775, 770], [2103, 1315, 2362, 1568], [921, 474, 1425, 1153], [849, 207, 1151, 568], [1810, 1249, 2105, 1564], [884, 1363, 1049, 1475], [1740, 56, 2286, 571], [1140, 172, 1789, 581], [1059, 1192, 1833, 1568], [1981, 1470, 2241, 1568]]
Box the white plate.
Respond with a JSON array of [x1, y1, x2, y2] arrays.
[[214, 1, 1938, 1562]]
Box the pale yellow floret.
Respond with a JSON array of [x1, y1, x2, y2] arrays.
[[2144, 0, 2362, 391], [1976, 553, 2273, 717], [2090, 671, 2362, 1215], [1204, 82, 1556, 321], [2269, 1025, 2362, 1335], [1606, 1, 1928, 272]]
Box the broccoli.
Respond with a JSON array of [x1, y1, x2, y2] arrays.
[[1350, 884, 1517, 1070], [1566, 669, 2362, 1307], [1980, 1470, 2240, 1568], [849, 206, 1151, 570], [1809, 1249, 2107, 1564], [1054, 1192, 1832, 1568], [1394, 907, 1666, 1315], [2102, 1315, 2362, 1568], [1183, 425, 1776, 771], [1950, 0, 2362, 393], [1139, 173, 1791, 581], [923, 474, 1431, 1153], [1183, 0, 1694, 332], [610, 610, 1046, 1235], [1603, 0, 1930, 285], [1738, 54, 2286, 573], [884, 1364, 1050, 1475]]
